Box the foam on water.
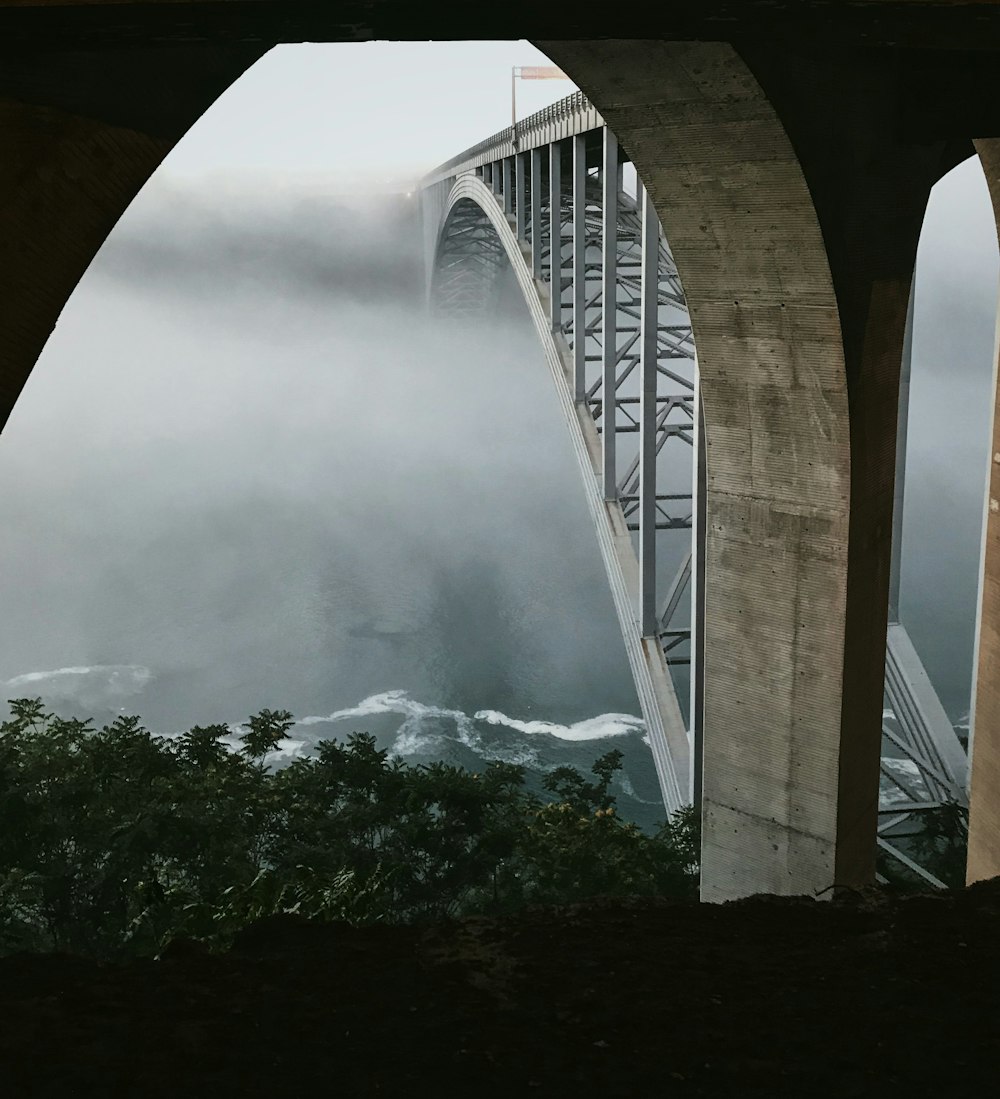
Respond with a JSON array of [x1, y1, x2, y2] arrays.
[[6, 663, 152, 692], [295, 689, 481, 758], [4, 674, 649, 789], [474, 708, 644, 742], [291, 690, 646, 763], [4, 675, 664, 825], [4, 664, 153, 707]]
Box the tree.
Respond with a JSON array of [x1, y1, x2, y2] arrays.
[[0, 700, 700, 960], [240, 709, 295, 760]]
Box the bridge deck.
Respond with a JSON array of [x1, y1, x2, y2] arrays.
[[423, 92, 603, 185]]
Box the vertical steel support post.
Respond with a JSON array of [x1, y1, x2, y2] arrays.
[[516, 151, 531, 241], [572, 135, 587, 401], [691, 371, 707, 810], [494, 160, 502, 194], [515, 152, 527, 242], [502, 157, 513, 216], [639, 189, 659, 637], [531, 148, 543, 280], [550, 140, 562, 332], [602, 129, 619, 500]]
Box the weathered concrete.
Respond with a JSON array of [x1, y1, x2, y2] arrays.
[[968, 139, 1000, 884], [3, 3, 1000, 896]]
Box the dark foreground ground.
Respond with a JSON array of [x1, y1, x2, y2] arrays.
[[2, 882, 998, 1098]]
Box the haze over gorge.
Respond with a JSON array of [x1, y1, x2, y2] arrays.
[[0, 175, 672, 823], [0, 40, 995, 837]]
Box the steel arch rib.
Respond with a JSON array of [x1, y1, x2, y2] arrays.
[[435, 173, 691, 810]]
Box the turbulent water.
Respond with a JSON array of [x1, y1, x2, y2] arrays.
[[291, 690, 665, 827], [2, 664, 668, 830]]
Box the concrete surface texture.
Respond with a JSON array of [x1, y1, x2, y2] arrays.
[[969, 138, 1000, 885]]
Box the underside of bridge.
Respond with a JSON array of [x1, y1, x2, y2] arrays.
[[3, 1, 1000, 899]]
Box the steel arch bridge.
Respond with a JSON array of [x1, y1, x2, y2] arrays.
[[420, 92, 970, 888]]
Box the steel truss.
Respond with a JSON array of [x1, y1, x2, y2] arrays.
[[424, 95, 969, 885]]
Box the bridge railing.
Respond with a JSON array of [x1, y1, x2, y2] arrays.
[[422, 90, 603, 185]]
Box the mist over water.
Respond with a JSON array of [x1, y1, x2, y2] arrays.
[[0, 178, 666, 820], [0, 145, 995, 830]]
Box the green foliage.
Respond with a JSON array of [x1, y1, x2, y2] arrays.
[[240, 709, 295, 761], [0, 699, 700, 959]]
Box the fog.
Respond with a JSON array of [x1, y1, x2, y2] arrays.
[[0, 43, 995, 792], [902, 156, 998, 720], [0, 177, 639, 735]]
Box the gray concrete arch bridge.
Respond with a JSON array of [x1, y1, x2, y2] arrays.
[[5, 3, 1000, 900]]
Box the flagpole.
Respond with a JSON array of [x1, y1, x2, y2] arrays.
[[510, 65, 568, 149], [511, 67, 517, 139]]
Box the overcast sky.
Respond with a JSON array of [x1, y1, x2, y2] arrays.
[[0, 40, 995, 733], [160, 41, 572, 190]]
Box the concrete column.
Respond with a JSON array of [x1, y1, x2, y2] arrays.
[[542, 39, 959, 899], [968, 138, 1000, 884]]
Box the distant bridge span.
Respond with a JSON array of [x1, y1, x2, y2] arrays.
[[3, 3, 1000, 898]]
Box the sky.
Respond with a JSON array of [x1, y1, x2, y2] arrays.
[[159, 41, 573, 191], [904, 155, 997, 719], [0, 39, 995, 740]]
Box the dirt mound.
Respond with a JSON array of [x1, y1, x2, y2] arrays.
[[2, 884, 998, 1097]]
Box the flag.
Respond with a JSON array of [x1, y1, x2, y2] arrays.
[[515, 66, 568, 81]]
